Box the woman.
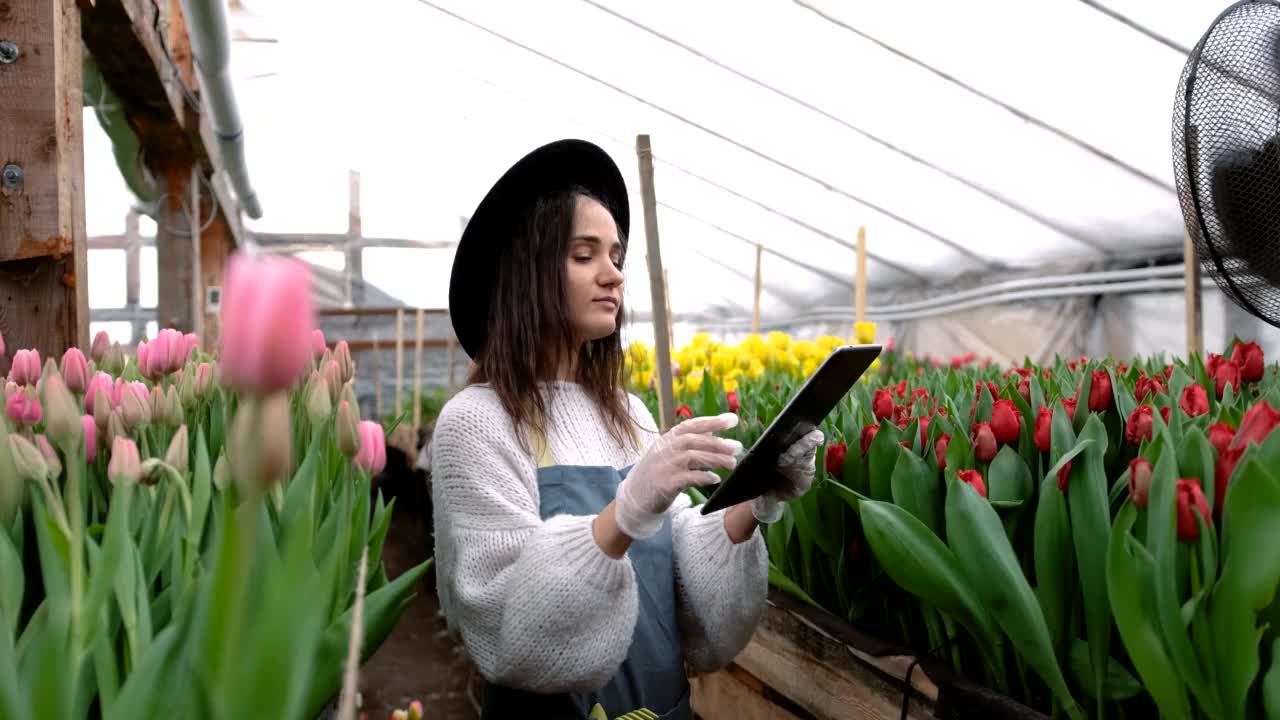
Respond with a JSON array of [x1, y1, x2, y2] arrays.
[[431, 139, 823, 719]]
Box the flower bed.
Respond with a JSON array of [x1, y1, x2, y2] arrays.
[[0, 254, 426, 719], [628, 331, 1280, 719]]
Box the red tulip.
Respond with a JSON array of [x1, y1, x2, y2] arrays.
[[893, 404, 910, 429], [218, 252, 317, 396], [918, 415, 931, 445], [825, 442, 847, 477], [1231, 341, 1265, 383], [957, 469, 987, 498], [1126, 405, 1154, 445], [1058, 460, 1073, 492], [1206, 354, 1223, 378], [1088, 370, 1113, 412], [1209, 422, 1235, 455], [1034, 406, 1053, 452], [1128, 457, 1152, 508], [1117, 364, 1129, 374], [971, 422, 997, 463], [1175, 479, 1211, 541], [675, 405, 693, 420], [1134, 375, 1163, 402], [911, 387, 930, 404], [1163, 365, 1174, 380], [1179, 384, 1209, 418], [1214, 359, 1242, 399], [976, 381, 999, 403], [860, 424, 879, 456], [1216, 446, 1243, 522], [873, 389, 894, 420], [893, 380, 908, 400], [990, 399, 1021, 445], [726, 391, 740, 413], [1160, 406, 1171, 424], [1229, 400, 1280, 451], [935, 434, 951, 470], [1017, 379, 1030, 405]]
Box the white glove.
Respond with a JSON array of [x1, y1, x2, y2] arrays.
[[750, 429, 824, 523], [614, 413, 743, 540]]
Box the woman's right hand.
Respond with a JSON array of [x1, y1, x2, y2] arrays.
[[613, 413, 742, 540]]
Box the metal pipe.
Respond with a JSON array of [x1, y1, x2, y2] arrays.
[[178, 0, 263, 219]]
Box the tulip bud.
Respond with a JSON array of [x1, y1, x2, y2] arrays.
[[139, 458, 173, 486], [229, 394, 293, 490], [335, 400, 360, 457], [107, 437, 142, 484], [183, 332, 201, 362], [34, 434, 61, 479], [4, 381, 15, 400], [101, 342, 126, 376], [957, 469, 987, 498], [1179, 384, 1209, 418], [81, 415, 98, 463], [872, 389, 894, 420], [119, 382, 151, 430], [259, 394, 293, 486], [212, 453, 230, 491], [6, 387, 41, 428], [165, 425, 190, 475], [312, 328, 327, 359], [1231, 340, 1265, 383], [934, 433, 950, 470], [1125, 405, 1155, 446], [165, 385, 184, 427], [1175, 478, 1211, 541], [1128, 457, 1152, 508], [1214, 359, 1242, 399], [93, 386, 112, 433], [341, 380, 359, 414], [354, 420, 387, 474], [91, 330, 110, 362], [307, 375, 332, 427], [970, 422, 997, 463], [322, 360, 342, 404], [105, 409, 127, 450], [859, 424, 878, 456], [8, 434, 48, 483], [989, 399, 1021, 445], [9, 349, 41, 386], [85, 372, 113, 416], [218, 253, 316, 395], [408, 700, 424, 720], [150, 385, 168, 425], [334, 340, 354, 385], [179, 371, 197, 410], [40, 372, 81, 452], [60, 348, 89, 394]]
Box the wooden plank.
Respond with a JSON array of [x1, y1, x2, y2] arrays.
[[0, 0, 91, 366], [155, 164, 196, 332], [690, 666, 807, 720], [635, 134, 676, 432]]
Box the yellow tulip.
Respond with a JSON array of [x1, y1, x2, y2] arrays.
[[855, 321, 877, 345], [685, 369, 705, 394]]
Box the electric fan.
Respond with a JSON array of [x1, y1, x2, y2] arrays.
[[1174, 0, 1280, 327]]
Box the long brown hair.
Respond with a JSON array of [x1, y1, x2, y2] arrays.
[[467, 186, 638, 454]]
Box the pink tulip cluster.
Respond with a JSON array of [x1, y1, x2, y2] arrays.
[[219, 253, 316, 395], [84, 371, 151, 431], [138, 329, 199, 380]]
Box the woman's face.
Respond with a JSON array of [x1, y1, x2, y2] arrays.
[[565, 194, 625, 345]]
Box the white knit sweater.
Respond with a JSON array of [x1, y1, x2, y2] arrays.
[[429, 382, 769, 693]]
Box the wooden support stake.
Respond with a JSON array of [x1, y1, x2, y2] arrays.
[[636, 135, 676, 432], [395, 308, 405, 414], [1184, 229, 1203, 359], [413, 308, 424, 431], [855, 226, 867, 332], [0, 0, 91, 367], [664, 269, 675, 350], [752, 243, 762, 334]]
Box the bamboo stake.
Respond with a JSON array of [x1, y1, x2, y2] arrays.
[[664, 269, 675, 351], [855, 226, 868, 334], [636, 134, 676, 432], [1184, 229, 1203, 358], [752, 243, 762, 334], [395, 308, 405, 414], [413, 308, 424, 431]]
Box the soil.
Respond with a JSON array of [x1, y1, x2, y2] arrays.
[[356, 473, 481, 720]]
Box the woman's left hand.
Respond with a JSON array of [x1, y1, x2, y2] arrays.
[[750, 429, 824, 523]]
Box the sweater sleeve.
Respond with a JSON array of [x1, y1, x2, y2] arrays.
[[430, 390, 639, 693], [625, 394, 770, 673]]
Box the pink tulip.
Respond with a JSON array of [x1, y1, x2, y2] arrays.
[[110, 377, 126, 408], [107, 437, 141, 484], [91, 330, 110, 362], [218, 253, 316, 395], [136, 341, 152, 378], [61, 348, 89, 394], [118, 381, 151, 429], [10, 349, 40, 386], [82, 415, 98, 462], [6, 387, 41, 427], [353, 420, 387, 474], [312, 329, 327, 359], [183, 332, 200, 361], [194, 362, 214, 397]]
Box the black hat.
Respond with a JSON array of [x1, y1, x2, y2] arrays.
[[449, 139, 630, 359]]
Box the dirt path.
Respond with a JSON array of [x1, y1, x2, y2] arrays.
[[357, 492, 480, 719]]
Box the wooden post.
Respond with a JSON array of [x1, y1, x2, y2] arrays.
[[752, 243, 762, 334], [395, 308, 405, 414], [156, 165, 198, 332], [855, 226, 867, 333], [187, 165, 204, 339], [1184, 229, 1203, 359], [413, 308, 424, 431], [125, 211, 143, 340], [636, 135, 676, 432], [0, 0, 91, 368]]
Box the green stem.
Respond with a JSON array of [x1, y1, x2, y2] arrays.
[[66, 458, 86, 660]]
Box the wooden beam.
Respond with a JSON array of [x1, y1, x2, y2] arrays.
[[636, 134, 676, 432], [0, 0, 91, 368]]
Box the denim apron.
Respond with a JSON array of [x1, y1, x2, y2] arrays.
[[479, 431, 692, 720]]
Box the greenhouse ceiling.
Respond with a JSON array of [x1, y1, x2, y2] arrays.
[[83, 0, 1232, 323]]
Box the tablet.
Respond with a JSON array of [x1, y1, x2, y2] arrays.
[[699, 344, 883, 515]]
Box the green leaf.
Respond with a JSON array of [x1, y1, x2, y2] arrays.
[[1148, 442, 1222, 716], [0, 529, 22, 639], [857, 500, 1001, 666], [945, 422, 973, 474], [890, 445, 943, 536], [1074, 370, 1093, 432], [190, 426, 213, 546], [0, 613, 27, 720], [1179, 426, 1217, 515], [868, 420, 903, 501], [989, 445, 1033, 508], [1034, 471, 1073, 662], [768, 563, 821, 609], [1067, 639, 1145, 701], [1107, 503, 1191, 718], [1211, 457, 1280, 720], [1068, 414, 1115, 718], [1263, 638, 1280, 720], [945, 478, 1082, 719]]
